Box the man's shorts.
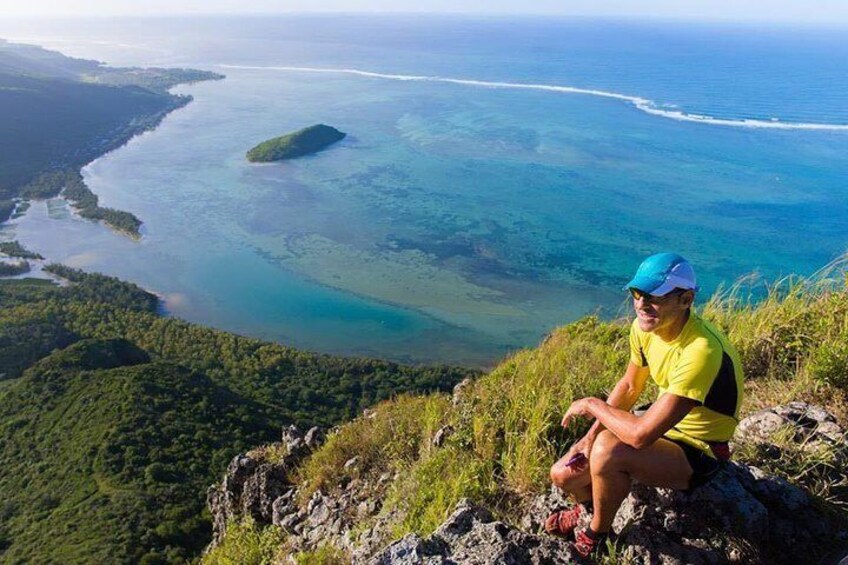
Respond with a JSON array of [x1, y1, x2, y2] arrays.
[[667, 438, 722, 493]]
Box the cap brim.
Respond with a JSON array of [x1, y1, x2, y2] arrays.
[[623, 275, 665, 295], [624, 277, 699, 296]]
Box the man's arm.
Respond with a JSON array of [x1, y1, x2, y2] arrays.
[[567, 392, 698, 450], [577, 362, 651, 443]]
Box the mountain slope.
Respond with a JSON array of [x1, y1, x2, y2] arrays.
[[0, 270, 474, 564], [0, 339, 275, 564]]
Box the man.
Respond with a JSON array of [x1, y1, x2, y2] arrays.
[[545, 252, 744, 558]]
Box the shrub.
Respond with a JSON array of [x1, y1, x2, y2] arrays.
[[807, 341, 848, 389], [200, 518, 283, 565], [293, 544, 348, 565]]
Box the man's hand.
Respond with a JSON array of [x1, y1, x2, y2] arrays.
[[561, 397, 599, 429], [563, 434, 594, 471]]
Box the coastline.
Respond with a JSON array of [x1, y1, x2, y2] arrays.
[[0, 50, 224, 238]]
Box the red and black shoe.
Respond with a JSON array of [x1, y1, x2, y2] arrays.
[[544, 504, 585, 537], [569, 527, 608, 560]]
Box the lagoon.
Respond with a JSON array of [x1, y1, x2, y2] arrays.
[[2, 16, 848, 366]]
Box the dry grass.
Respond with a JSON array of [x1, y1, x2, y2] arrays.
[[296, 394, 451, 502], [219, 256, 848, 560]]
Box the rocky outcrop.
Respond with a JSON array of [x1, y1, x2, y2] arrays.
[[370, 500, 576, 564], [206, 424, 323, 546], [206, 404, 847, 563], [734, 402, 845, 457]]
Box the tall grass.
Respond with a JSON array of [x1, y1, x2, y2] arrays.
[[234, 257, 848, 559], [200, 518, 284, 565], [702, 256, 848, 418], [297, 394, 452, 502]]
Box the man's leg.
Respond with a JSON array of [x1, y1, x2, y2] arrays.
[[589, 430, 692, 534], [546, 450, 594, 535], [550, 452, 592, 502]]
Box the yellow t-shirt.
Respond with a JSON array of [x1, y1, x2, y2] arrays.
[[629, 312, 744, 457]]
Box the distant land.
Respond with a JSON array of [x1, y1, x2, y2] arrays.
[[0, 39, 223, 236], [246, 123, 346, 162]]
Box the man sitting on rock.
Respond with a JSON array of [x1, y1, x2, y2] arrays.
[[545, 252, 744, 558]]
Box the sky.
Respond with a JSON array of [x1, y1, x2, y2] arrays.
[[0, 0, 847, 23]]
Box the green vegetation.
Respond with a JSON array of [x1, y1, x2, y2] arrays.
[[292, 544, 347, 565], [246, 124, 346, 163], [0, 240, 44, 260], [0, 40, 220, 236], [209, 258, 848, 563], [200, 518, 284, 565], [0, 260, 29, 276], [85, 67, 224, 93], [0, 268, 473, 563], [61, 170, 143, 237], [0, 71, 186, 194]]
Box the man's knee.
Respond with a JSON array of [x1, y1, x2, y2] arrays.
[[590, 430, 633, 474], [550, 461, 568, 488], [550, 457, 585, 490]]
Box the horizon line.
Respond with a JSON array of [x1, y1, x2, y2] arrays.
[[2, 12, 848, 26]]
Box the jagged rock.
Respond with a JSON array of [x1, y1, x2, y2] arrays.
[[206, 425, 325, 548], [304, 426, 324, 449], [432, 425, 454, 447], [271, 488, 298, 526], [452, 378, 474, 405], [520, 485, 571, 532], [605, 403, 847, 564], [368, 534, 450, 565], [282, 424, 308, 458], [734, 401, 844, 447], [369, 499, 575, 565], [207, 405, 847, 564]]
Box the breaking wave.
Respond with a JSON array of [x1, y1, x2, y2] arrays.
[[220, 65, 848, 131]]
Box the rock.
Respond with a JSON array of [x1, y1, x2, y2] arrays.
[[304, 426, 324, 449], [207, 404, 847, 563], [733, 410, 788, 444], [452, 378, 474, 405], [369, 500, 575, 565], [368, 534, 450, 565], [205, 454, 288, 544], [735, 402, 845, 450], [271, 488, 298, 526], [344, 456, 361, 471], [432, 425, 454, 448], [612, 463, 769, 563], [607, 454, 846, 564], [206, 425, 327, 548], [519, 485, 571, 532]]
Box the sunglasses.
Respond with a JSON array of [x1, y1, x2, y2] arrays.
[[628, 287, 686, 303]]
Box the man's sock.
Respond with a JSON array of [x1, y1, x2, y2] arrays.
[[583, 526, 607, 542]]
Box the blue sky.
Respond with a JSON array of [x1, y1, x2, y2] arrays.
[[1, 0, 847, 23]]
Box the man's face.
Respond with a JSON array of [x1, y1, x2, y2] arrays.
[[631, 288, 694, 334]]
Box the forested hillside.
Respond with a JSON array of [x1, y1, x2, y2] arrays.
[[0, 271, 474, 564], [0, 40, 221, 227]]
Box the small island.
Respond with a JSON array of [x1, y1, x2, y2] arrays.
[[246, 124, 346, 163]]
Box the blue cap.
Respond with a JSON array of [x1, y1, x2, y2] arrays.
[[624, 253, 699, 296]]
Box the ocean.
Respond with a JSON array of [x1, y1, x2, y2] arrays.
[[2, 15, 847, 366]]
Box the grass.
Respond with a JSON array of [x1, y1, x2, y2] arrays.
[[296, 394, 452, 503], [215, 256, 848, 562], [200, 518, 284, 565], [293, 544, 348, 565], [733, 424, 848, 512]]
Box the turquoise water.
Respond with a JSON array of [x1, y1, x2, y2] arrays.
[[2, 16, 848, 366]]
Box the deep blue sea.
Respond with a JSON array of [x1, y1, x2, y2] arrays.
[[2, 15, 848, 366]]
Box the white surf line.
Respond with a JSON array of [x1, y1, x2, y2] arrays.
[[220, 64, 848, 132]]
